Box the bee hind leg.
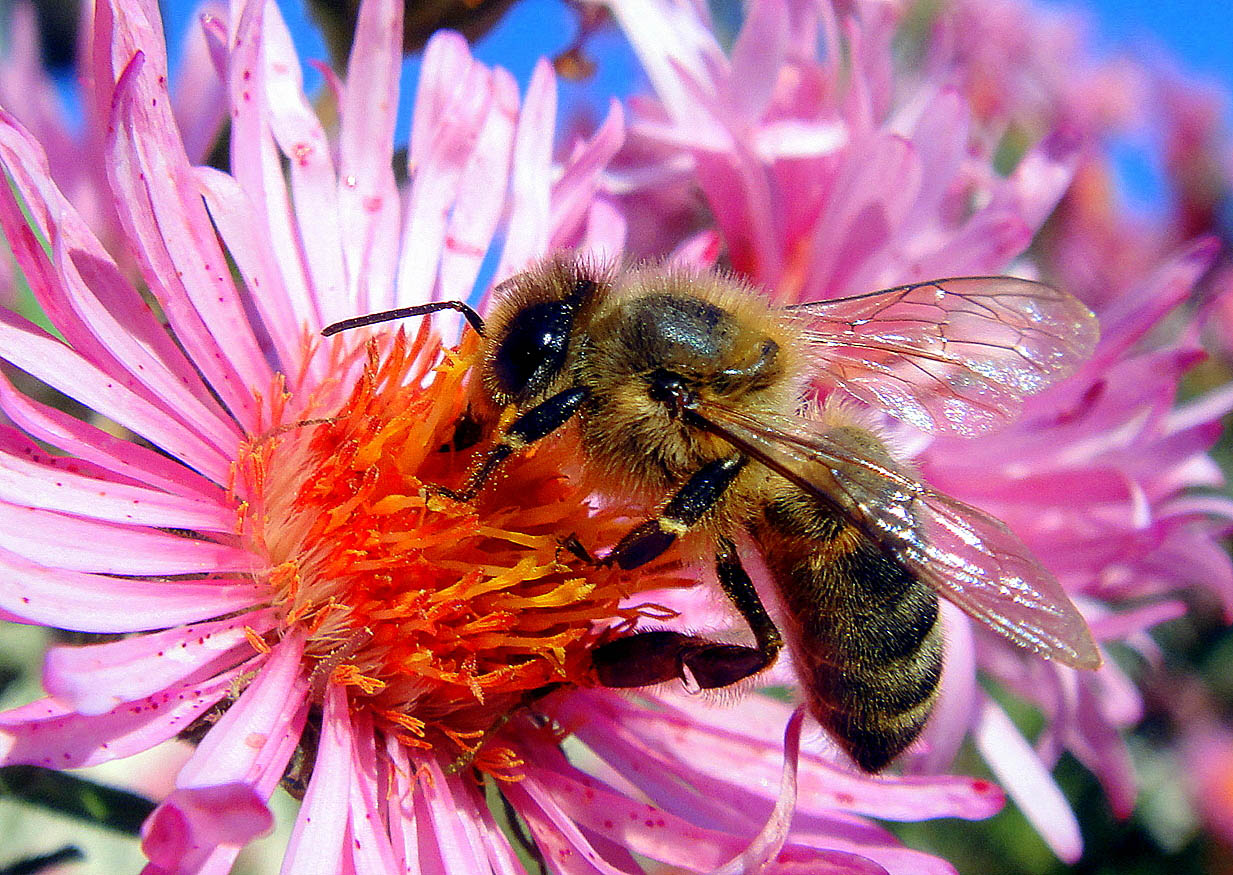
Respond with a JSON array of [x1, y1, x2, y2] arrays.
[[592, 536, 783, 691]]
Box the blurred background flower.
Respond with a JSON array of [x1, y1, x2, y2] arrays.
[[0, 0, 1231, 873]]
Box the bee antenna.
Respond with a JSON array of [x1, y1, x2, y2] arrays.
[[321, 301, 487, 337]]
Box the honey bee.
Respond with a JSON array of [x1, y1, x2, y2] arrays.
[[322, 255, 1102, 772]]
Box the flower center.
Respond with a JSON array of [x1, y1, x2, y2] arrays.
[[235, 329, 678, 775]]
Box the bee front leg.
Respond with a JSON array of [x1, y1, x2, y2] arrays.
[[435, 387, 589, 502], [592, 537, 782, 690]]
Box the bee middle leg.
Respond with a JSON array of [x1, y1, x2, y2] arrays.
[[569, 454, 747, 571], [592, 537, 782, 689]]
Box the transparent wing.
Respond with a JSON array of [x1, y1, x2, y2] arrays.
[[785, 276, 1099, 436], [692, 402, 1102, 670]]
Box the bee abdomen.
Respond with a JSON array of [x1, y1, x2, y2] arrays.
[[756, 497, 944, 771]]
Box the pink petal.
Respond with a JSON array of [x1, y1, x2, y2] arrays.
[[336, 0, 402, 313], [1095, 238, 1218, 365], [548, 102, 626, 253], [416, 757, 494, 873], [195, 166, 304, 376], [397, 34, 490, 310], [0, 546, 263, 632], [993, 126, 1081, 231], [105, 47, 270, 426], [169, 1, 229, 164], [975, 698, 1082, 862], [0, 368, 224, 501], [495, 59, 556, 278], [0, 665, 244, 769], [0, 309, 233, 482], [0, 502, 251, 574], [728, 0, 790, 121], [713, 707, 804, 874], [0, 117, 243, 458], [142, 783, 274, 875], [0, 422, 233, 532], [802, 135, 919, 299], [176, 630, 309, 790], [562, 692, 1003, 822], [255, 1, 347, 328], [227, 0, 324, 337], [43, 610, 275, 715], [281, 682, 352, 874], [342, 710, 400, 874], [436, 67, 518, 306]]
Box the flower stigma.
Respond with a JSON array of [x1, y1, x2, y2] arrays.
[[232, 327, 681, 778]]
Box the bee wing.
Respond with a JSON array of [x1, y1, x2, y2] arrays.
[[785, 277, 1099, 436], [692, 403, 1102, 670]]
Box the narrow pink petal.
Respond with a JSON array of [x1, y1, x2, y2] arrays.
[[1087, 600, 1187, 641], [397, 40, 491, 308], [895, 89, 968, 236], [562, 692, 1003, 822], [503, 776, 643, 875], [607, 0, 726, 133], [142, 783, 274, 875], [227, 0, 323, 338], [281, 682, 351, 875], [176, 630, 309, 789], [547, 102, 626, 253], [1067, 674, 1136, 818], [337, 0, 402, 313], [170, 2, 229, 164], [381, 739, 423, 875], [580, 198, 628, 261], [728, 0, 789, 121], [1095, 238, 1218, 366], [105, 48, 270, 426], [0, 373, 221, 500], [0, 310, 234, 482], [713, 707, 803, 875], [43, 610, 275, 715], [0, 503, 251, 574], [908, 210, 1034, 279], [992, 127, 1082, 232], [416, 758, 493, 872], [0, 546, 264, 632], [398, 36, 490, 299], [495, 59, 555, 279], [0, 138, 238, 473], [0, 117, 242, 462], [0, 432, 233, 533], [195, 166, 304, 375], [515, 749, 884, 875], [344, 711, 400, 874], [801, 135, 918, 299], [408, 31, 474, 162], [256, 1, 347, 327], [0, 665, 244, 769], [975, 698, 1082, 862], [436, 68, 518, 305]]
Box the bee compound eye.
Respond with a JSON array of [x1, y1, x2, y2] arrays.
[[493, 301, 574, 400]]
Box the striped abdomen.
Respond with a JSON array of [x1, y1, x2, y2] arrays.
[[752, 486, 943, 772]]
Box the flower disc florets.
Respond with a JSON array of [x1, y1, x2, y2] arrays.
[[234, 329, 670, 776]]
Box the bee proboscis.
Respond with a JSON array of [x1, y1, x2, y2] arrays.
[[323, 256, 1102, 772]]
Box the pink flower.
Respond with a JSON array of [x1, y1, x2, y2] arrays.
[[0, 0, 1003, 871], [603, 0, 1233, 863]]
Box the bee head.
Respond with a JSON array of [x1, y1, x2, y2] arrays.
[[482, 257, 609, 405]]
